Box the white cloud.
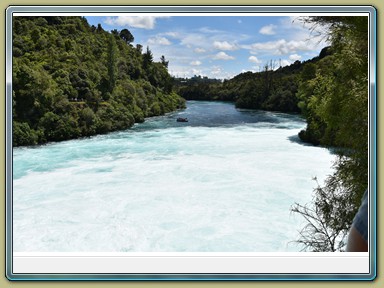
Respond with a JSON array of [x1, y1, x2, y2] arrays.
[[164, 31, 179, 38], [199, 27, 223, 34], [280, 59, 291, 67], [192, 68, 203, 75], [109, 15, 328, 80], [148, 36, 171, 46], [278, 17, 330, 48], [104, 16, 168, 29], [282, 16, 327, 36], [289, 54, 302, 61], [248, 56, 262, 64], [213, 52, 234, 60], [169, 66, 197, 78], [180, 34, 207, 48], [213, 41, 238, 51], [190, 60, 202, 66], [194, 47, 206, 53], [259, 24, 277, 35], [250, 39, 313, 55], [241, 67, 260, 73], [210, 66, 223, 76]]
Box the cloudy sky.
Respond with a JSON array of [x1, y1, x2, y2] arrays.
[[85, 15, 328, 79]]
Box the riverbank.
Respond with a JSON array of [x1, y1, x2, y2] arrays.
[[13, 92, 186, 147]]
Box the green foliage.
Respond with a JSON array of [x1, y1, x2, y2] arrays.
[[160, 55, 169, 69], [12, 16, 185, 146], [78, 107, 97, 136], [119, 28, 134, 44], [143, 46, 153, 70], [38, 111, 79, 141], [174, 59, 313, 113], [107, 34, 117, 92], [13, 121, 39, 146], [292, 16, 368, 251]]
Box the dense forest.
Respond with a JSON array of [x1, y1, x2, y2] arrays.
[[12, 16, 185, 146]]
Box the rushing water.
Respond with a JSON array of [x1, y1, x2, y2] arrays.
[[13, 101, 335, 252]]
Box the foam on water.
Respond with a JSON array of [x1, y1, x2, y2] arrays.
[[13, 102, 335, 252]]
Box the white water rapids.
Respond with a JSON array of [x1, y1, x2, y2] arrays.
[[13, 101, 334, 252]]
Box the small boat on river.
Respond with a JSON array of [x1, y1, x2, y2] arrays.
[[176, 117, 188, 122]]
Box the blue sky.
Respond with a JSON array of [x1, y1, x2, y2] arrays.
[[86, 15, 328, 79]]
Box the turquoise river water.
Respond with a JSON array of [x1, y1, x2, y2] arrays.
[[13, 101, 335, 252]]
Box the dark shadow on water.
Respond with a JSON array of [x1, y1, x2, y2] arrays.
[[132, 101, 305, 132], [287, 134, 316, 147], [288, 134, 341, 155]]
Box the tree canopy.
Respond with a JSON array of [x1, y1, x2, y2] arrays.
[[12, 16, 185, 146], [291, 16, 369, 251], [119, 28, 134, 44]]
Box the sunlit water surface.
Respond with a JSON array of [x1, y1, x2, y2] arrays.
[[13, 101, 334, 252]]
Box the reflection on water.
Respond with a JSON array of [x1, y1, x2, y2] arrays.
[[132, 100, 305, 131]]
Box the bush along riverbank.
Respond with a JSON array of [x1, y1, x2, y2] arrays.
[[12, 16, 185, 146]]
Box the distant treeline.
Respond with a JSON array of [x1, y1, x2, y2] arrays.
[[174, 46, 331, 114], [13, 16, 185, 146]]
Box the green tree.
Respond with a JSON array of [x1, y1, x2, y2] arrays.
[[79, 107, 97, 136], [13, 121, 39, 146], [13, 63, 58, 124], [292, 16, 368, 251], [143, 46, 153, 70], [39, 111, 78, 141], [119, 28, 134, 44], [160, 55, 169, 69], [107, 34, 117, 92]]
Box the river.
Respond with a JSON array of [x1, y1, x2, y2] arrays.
[[13, 101, 335, 252]]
